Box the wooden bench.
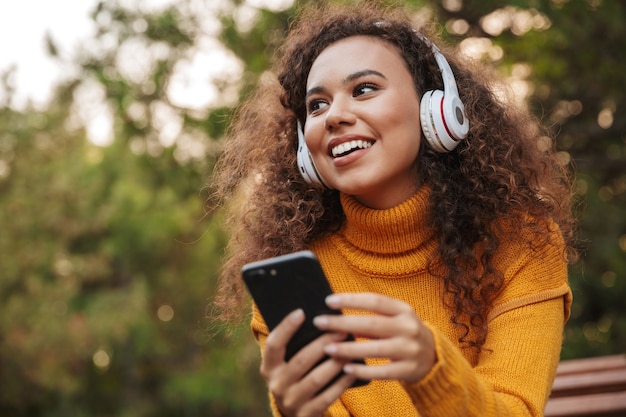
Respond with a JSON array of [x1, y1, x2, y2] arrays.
[[545, 354, 626, 416]]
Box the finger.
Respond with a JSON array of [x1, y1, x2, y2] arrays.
[[324, 338, 418, 360], [296, 356, 350, 400], [314, 313, 419, 339], [278, 357, 351, 416], [301, 372, 357, 417], [263, 309, 305, 367], [326, 292, 413, 316], [286, 332, 347, 382]]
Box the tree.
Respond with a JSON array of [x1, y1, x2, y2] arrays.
[[429, 0, 626, 359], [0, 0, 269, 415]]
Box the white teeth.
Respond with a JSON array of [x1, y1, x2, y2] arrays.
[[331, 140, 372, 157]]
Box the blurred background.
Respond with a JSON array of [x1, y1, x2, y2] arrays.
[[0, 0, 624, 416]]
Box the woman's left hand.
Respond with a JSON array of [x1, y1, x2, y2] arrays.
[[312, 292, 436, 384]]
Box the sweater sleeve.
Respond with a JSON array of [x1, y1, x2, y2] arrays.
[[400, 230, 571, 417], [402, 296, 566, 416]]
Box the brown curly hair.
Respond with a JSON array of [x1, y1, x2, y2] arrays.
[[210, 0, 576, 350]]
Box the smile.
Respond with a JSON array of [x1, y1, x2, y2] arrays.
[[331, 139, 374, 158]]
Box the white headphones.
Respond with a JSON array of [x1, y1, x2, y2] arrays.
[[297, 120, 332, 188], [297, 35, 469, 188], [419, 40, 469, 153]]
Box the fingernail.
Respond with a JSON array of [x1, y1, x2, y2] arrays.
[[313, 316, 328, 328], [324, 344, 337, 354], [325, 294, 340, 307], [343, 364, 354, 374], [290, 309, 304, 322]]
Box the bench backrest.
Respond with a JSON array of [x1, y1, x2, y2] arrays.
[[545, 354, 626, 417]]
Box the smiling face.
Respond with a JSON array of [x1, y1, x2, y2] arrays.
[[304, 35, 423, 209]]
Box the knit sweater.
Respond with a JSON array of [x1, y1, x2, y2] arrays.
[[250, 187, 572, 417]]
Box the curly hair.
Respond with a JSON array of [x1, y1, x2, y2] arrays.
[[210, 0, 576, 350]]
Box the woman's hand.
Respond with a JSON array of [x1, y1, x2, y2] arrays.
[[260, 309, 357, 417], [313, 293, 436, 384]]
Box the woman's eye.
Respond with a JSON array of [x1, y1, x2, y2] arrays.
[[354, 83, 378, 97], [307, 99, 328, 114]]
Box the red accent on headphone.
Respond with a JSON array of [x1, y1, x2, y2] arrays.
[[440, 98, 454, 141]]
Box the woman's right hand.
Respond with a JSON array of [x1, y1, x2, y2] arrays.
[[260, 309, 356, 417]]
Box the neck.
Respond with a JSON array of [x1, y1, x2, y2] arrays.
[[351, 175, 421, 210]]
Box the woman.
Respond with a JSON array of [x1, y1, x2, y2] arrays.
[[212, 1, 576, 416]]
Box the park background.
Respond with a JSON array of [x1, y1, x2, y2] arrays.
[[0, 0, 624, 415]]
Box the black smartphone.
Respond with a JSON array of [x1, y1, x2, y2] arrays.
[[241, 250, 368, 388]]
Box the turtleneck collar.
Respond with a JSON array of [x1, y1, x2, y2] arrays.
[[338, 186, 435, 255]]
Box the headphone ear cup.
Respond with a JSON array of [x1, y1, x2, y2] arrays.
[[420, 89, 466, 153], [420, 89, 448, 153], [441, 93, 469, 143], [296, 122, 316, 184], [420, 39, 469, 152], [296, 122, 332, 189]]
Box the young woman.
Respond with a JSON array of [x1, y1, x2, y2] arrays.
[[212, 2, 576, 416]]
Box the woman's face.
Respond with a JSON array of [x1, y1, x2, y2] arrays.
[[304, 35, 422, 209]]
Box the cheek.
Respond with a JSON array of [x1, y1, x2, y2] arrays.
[[391, 107, 422, 150], [402, 98, 423, 149], [303, 120, 326, 154]]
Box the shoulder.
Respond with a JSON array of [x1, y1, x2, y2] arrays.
[[489, 216, 571, 322]]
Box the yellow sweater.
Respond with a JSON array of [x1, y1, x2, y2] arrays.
[[251, 187, 572, 417]]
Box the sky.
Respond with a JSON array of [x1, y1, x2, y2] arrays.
[[0, 0, 99, 109], [0, 0, 293, 147], [0, 0, 293, 111]]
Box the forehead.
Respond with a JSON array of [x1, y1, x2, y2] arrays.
[[306, 35, 410, 87]]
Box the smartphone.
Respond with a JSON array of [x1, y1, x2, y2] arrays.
[[242, 250, 368, 388]]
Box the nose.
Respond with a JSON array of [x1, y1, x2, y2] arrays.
[[324, 96, 357, 131]]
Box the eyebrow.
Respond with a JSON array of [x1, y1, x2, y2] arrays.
[[305, 69, 387, 100]]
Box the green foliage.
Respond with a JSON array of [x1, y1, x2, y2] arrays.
[[0, 0, 624, 415], [413, 0, 626, 360], [0, 1, 268, 416]]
